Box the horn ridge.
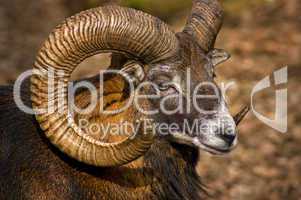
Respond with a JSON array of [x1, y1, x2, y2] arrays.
[[31, 6, 177, 167], [184, 0, 224, 52]]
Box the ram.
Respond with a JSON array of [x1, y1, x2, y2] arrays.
[[0, 1, 249, 199]]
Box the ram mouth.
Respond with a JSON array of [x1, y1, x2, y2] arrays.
[[169, 132, 231, 154], [198, 142, 233, 155]]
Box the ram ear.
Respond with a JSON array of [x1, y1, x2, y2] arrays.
[[208, 49, 231, 67]]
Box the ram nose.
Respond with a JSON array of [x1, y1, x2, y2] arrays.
[[218, 132, 236, 146], [214, 115, 237, 147], [218, 106, 250, 147]]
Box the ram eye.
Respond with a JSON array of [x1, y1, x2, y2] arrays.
[[158, 82, 170, 91]]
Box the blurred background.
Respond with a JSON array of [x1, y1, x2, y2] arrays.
[[0, 0, 300, 199]]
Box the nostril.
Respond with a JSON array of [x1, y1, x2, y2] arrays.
[[219, 134, 236, 146]]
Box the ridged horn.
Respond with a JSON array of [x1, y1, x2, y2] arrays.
[[30, 6, 178, 167], [184, 0, 224, 52]]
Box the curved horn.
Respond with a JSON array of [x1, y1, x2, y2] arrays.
[[184, 0, 223, 52], [31, 6, 178, 167]]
